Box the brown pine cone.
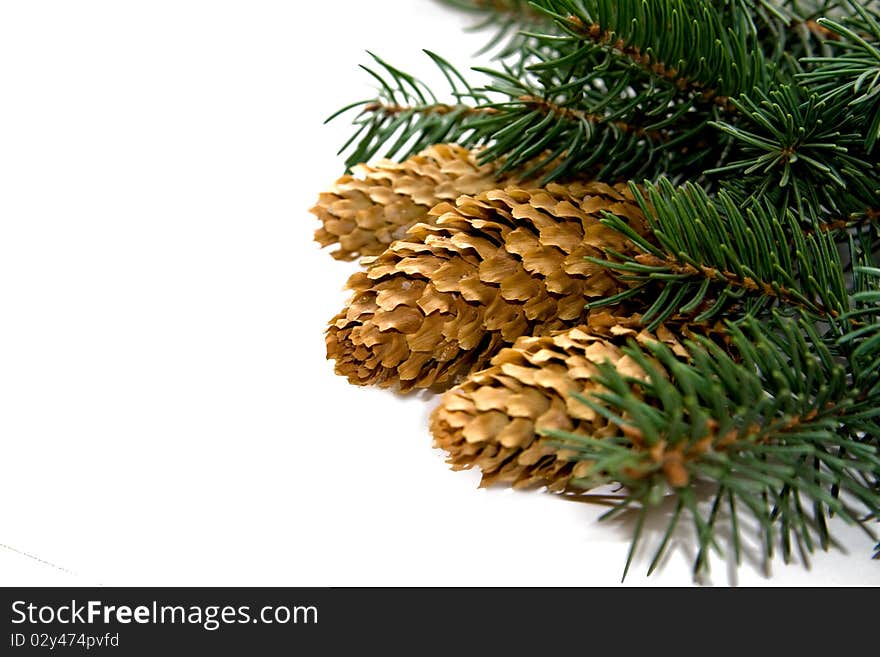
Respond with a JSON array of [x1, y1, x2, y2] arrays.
[[310, 143, 544, 261], [429, 319, 690, 491], [326, 181, 647, 391]]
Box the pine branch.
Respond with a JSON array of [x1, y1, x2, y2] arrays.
[[330, 50, 681, 182], [588, 179, 849, 329], [840, 266, 880, 397], [708, 85, 880, 223], [441, 0, 541, 22], [816, 207, 880, 233], [326, 51, 494, 170], [533, 0, 771, 99], [358, 100, 491, 119], [364, 93, 665, 140], [799, 0, 880, 152], [436, 0, 551, 60], [513, 94, 666, 140], [627, 254, 829, 316], [547, 313, 880, 578], [333, 2, 798, 180], [551, 12, 735, 110], [797, 18, 841, 40]]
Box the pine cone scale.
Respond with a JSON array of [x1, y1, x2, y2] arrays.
[[310, 144, 548, 261]]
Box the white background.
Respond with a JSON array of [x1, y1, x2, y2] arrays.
[[1, 0, 877, 587]]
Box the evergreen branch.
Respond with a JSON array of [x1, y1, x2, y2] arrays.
[[546, 313, 880, 578], [362, 95, 666, 141], [707, 84, 880, 223], [796, 18, 842, 41], [513, 94, 667, 140], [326, 51, 493, 169], [532, 0, 771, 99], [443, 0, 541, 21], [815, 207, 880, 233], [553, 12, 735, 110], [840, 266, 880, 397], [471, 97, 665, 181], [359, 101, 493, 119], [437, 0, 550, 60], [799, 1, 880, 152], [712, 2, 844, 65], [628, 253, 828, 317], [332, 3, 766, 178], [329, 51, 683, 181], [588, 179, 849, 328]]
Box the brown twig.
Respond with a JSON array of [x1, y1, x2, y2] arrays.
[[794, 18, 842, 41], [362, 101, 495, 117], [816, 208, 880, 233]]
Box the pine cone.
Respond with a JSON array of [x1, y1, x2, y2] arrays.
[[429, 319, 689, 491], [310, 143, 543, 261], [326, 181, 647, 391]]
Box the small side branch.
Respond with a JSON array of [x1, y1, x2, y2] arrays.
[[362, 97, 666, 142], [793, 18, 842, 41], [517, 95, 667, 141], [633, 253, 829, 316], [466, 0, 543, 21], [361, 101, 496, 117], [818, 208, 880, 233], [564, 15, 734, 111]]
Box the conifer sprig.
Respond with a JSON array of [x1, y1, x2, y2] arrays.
[[709, 86, 880, 222], [437, 0, 550, 60], [799, 0, 880, 151], [534, 0, 772, 99], [587, 179, 849, 328], [325, 51, 501, 170], [547, 313, 880, 578], [329, 48, 678, 182], [331, 2, 754, 182]]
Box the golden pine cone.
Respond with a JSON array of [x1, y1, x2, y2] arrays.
[[429, 319, 690, 491], [310, 143, 543, 261], [326, 181, 647, 391]]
